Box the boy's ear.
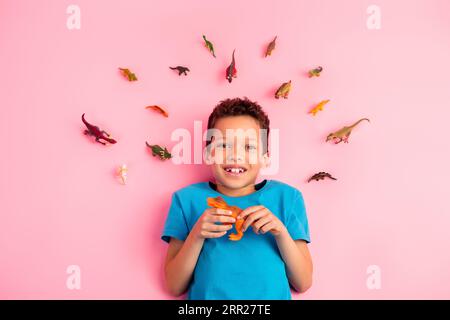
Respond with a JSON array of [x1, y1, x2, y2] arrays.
[[205, 155, 213, 165], [204, 145, 213, 165], [260, 151, 271, 168]]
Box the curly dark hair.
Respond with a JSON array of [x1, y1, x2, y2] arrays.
[[206, 97, 270, 154]]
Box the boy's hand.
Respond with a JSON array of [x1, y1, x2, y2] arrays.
[[238, 206, 287, 237], [193, 208, 236, 239]]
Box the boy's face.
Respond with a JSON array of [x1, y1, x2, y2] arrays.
[[207, 115, 268, 191]]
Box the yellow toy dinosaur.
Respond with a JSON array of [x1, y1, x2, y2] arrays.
[[309, 99, 330, 116], [207, 196, 244, 241]]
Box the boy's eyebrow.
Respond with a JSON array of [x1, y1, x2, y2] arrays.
[[222, 133, 259, 139], [217, 137, 259, 142]]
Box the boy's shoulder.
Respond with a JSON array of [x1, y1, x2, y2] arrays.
[[171, 181, 210, 198], [267, 179, 303, 198]]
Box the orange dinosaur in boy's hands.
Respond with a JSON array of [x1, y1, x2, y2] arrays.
[[207, 197, 244, 241]]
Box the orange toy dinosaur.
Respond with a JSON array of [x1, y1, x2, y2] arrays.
[[207, 196, 244, 241]]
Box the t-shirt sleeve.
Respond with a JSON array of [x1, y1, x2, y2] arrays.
[[161, 192, 190, 243], [285, 191, 311, 243]]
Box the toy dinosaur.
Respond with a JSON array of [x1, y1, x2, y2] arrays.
[[226, 49, 237, 83], [118, 68, 138, 81], [202, 35, 216, 58], [309, 99, 330, 116], [308, 172, 337, 183], [275, 80, 292, 99], [169, 66, 190, 76], [82, 113, 117, 145], [308, 66, 323, 78], [265, 36, 277, 57], [146, 105, 169, 118], [207, 196, 244, 241], [326, 118, 370, 144], [145, 141, 172, 160], [117, 164, 128, 185]]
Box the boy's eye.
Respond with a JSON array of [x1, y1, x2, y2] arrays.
[[216, 142, 232, 149], [245, 144, 257, 151]]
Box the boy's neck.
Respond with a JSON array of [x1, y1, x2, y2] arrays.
[[215, 182, 257, 197]]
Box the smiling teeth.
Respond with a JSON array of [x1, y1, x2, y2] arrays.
[[225, 167, 245, 173]]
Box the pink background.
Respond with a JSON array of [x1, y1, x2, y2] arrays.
[[1, 0, 450, 299]]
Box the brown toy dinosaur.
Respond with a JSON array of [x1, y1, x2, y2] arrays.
[[308, 172, 337, 183], [265, 36, 277, 57], [275, 80, 292, 99], [118, 68, 137, 81], [326, 118, 370, 144], [207, 196, 244, 241], [169, 66, 190, 76]]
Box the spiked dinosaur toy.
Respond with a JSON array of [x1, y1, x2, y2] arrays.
[[326, 118, 370, 144], [308, 172, 337, 183], [81, 113, 117, 145], [207, 196, 244, 241]]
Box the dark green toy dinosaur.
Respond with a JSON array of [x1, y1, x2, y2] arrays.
[[146, 141, 172, 160]]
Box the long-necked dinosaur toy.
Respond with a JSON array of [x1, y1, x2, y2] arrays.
[[326, 118, 370, 144], [226, 49, 237, 83], [82, 113, 117, 145]]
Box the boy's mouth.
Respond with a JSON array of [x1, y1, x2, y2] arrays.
[[222, 165, 248, 177]]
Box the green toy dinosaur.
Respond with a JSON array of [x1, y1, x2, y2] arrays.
[[326, 118, 370, 144], [308, 66, 323, 78], [145, 141, 172, 160], [202, 35, 216, 58]]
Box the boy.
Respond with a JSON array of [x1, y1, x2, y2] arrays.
[[161, 97, 313, 299]]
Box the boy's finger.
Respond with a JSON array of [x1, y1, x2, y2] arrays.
[[201, 230, 227, 238], [242, 208, 268, 232], [206, 223, 233, 232], [211, 215, 236, 224], [260, 221, 276, 234], [238, 205, 265, 220], [213, 208, 233, 215], [252, 216, 272, 233]]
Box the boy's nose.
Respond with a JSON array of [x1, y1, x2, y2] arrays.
[[226, 145, 245, 163]]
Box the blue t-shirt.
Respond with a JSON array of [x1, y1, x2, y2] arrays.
[[161, 179, 311, 300]]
